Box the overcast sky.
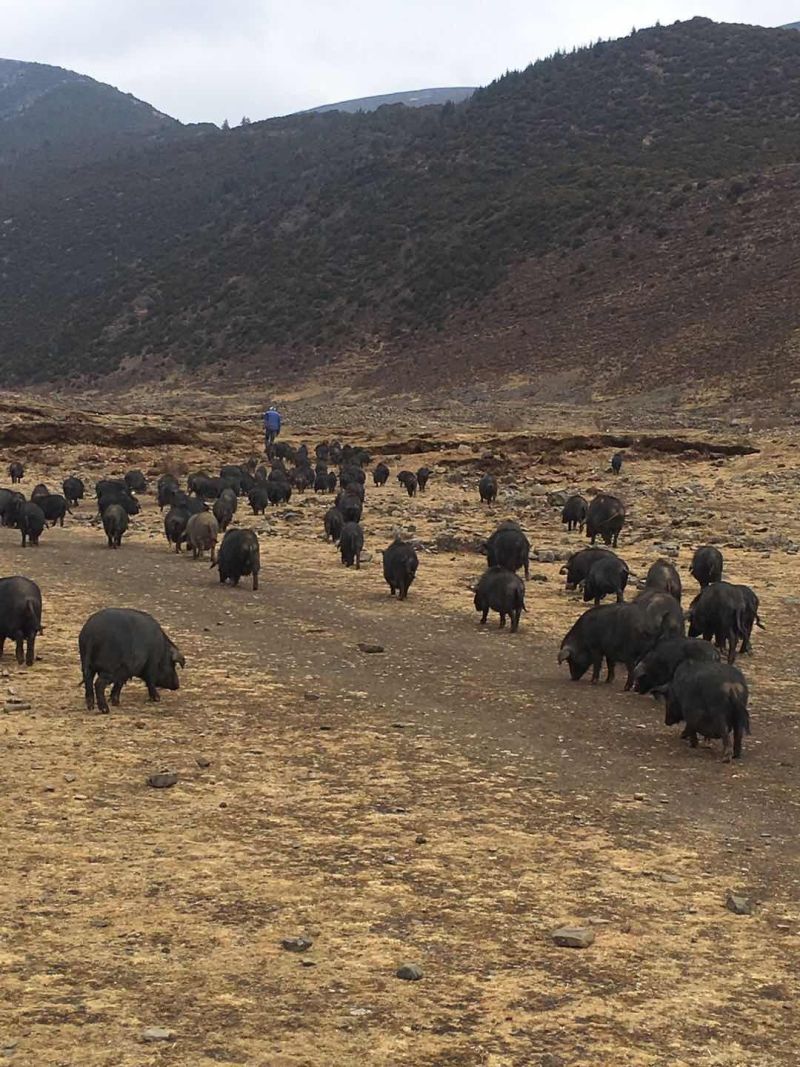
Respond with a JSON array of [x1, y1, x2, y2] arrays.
[[3, 1, 799, 124]]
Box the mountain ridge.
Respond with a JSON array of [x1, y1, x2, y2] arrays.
[[307, 87, 476, 113], [2, 18, 800, 417]]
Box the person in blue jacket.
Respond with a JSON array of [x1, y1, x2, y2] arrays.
[[263, 405, 282, 448]]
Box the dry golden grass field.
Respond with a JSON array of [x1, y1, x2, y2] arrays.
[[0, 394, 798, 1066]]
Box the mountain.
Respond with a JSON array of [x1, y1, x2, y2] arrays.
[[308, 87, 476, 113], [3, 17, 800, 414], [0, 58, 195, 167]]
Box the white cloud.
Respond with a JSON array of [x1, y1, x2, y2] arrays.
[[2, 0, 799, 123]]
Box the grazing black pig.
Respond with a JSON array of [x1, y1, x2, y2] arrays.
[[164, 505, 190, 553], [0, 576, 42, 665], [661, 660, 750, 761], [382, 539, 419, 599], [212, 495, 235, 531], [632, 637, 720, 694], [373, 462, 390, 487], [248, 486, 269, 514], [586, 493, 625, 547], [124, 469, 148, 493], [79, 608, 185, 713], [324, 507, 344, 544], [734, 584, 765, 654], [8, 462, 24, 484], [483, 521, 530, 579], [583, 554, 629, 605], [473, 567, 526, 632], [691, 580, 750, 661], [157, 474, 180, 510], [561, 495, 588, 532], [19, 501, 45, 547], [416, 467, 432, 492], [214, 529, 260, 590], [560, 547, 614, 590], [690, 546, 723, 588], [397, 471, 418, 497], [479, 473, 498, 504], [337, 492, 363, 524], [38, 494, 70, 527], [62, 476, 85, 507], [98, 490, 140, 516], [611, 452, 623, 475], [102, 503, 129, 548], [645, 559, 682, 603], [186, 512, 219, 562], [340, 522, 364, 568], [558, 592, 683, 689]]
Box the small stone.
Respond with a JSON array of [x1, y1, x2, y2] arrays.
[[64, 773, 76, 783], [304, 692, 320, 702], [300, 958, 316, 967], [282, 937, 312, 952], [357, 643, 385, 654], [633, 792, 647, 802], [195, 756, 212, 768], [726, 892, 753, 916], [396, 964, 423, 981], [3, 699, 31, 712], [551, 926, 595, 949], [43, 785, 55, 793], [415, 834, 428, 845], [141, 1027, 175, 1043], [73, 794, 88, 801], [147, 773, 178, 789]]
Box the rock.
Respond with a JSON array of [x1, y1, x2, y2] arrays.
[[282, 511, 302, 521], [64, 773, 76, 783], [195, 756, 212, 769], [141, 1027, 175, 1043], [535, 550, 556, 563], [396, 964, 424, 981], [551, 926, 595, 949], [546, 491, 569, 507], [3, 698, 31, 712], [358, 643, 385, 654], [529, 574, 548, 582], [304, 692, 320, 702], [281, 937, 313, 952], [726, 892, 753, 916], [147, 773, 178, 789], [415, 834, 428, 845], [360, 552, 373, 563]]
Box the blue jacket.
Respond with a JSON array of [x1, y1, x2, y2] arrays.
[[264, 410, 281, 433]]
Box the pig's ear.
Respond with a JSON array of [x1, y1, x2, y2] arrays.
[[172, 647, 186, 668], [557, 646, 572, 664]]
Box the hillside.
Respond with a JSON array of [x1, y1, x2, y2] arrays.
[[3, 18, 800, 413], [0, 58, 192, 166], [309, 87, 476, 113]]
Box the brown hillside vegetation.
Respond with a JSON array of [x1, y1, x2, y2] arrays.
[[2, 17, 800, 416]]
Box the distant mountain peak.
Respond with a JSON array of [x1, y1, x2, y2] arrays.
[[307, 86, 476, 114], [0, 57, 183, 165]]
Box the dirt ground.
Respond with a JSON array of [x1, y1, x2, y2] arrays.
[[1, 406, 799, 1066]]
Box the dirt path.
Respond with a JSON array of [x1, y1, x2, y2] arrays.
[[2, 440, 800, 1066]]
